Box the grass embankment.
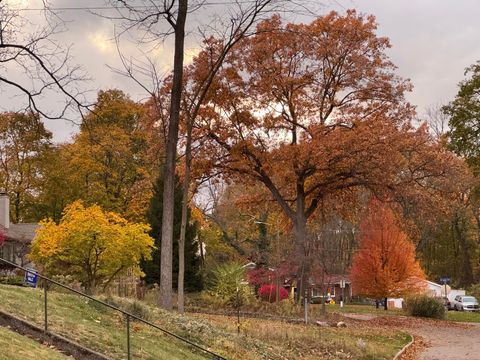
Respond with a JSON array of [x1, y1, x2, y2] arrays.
[[0, 326, 70, 360], [0, 284, 411, 359], [324, 303, 480, 323], [446, 310, 480, 323], [193, 313, 411, 360], [319, 304, 404, 316]]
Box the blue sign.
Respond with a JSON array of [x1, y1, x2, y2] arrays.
[[24, 269, 38, 288], [439, 277, 450, 285]]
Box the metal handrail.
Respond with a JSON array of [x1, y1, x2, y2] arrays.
[[0, 257, 226, 360]]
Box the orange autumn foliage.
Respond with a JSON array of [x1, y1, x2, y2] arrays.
[[350, 200, 426, 299], [189, 10, 469, 298]]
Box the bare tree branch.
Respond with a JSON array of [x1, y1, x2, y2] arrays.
[[0, 1, 91, 121]]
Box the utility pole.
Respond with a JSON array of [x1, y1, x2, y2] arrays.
[[275, 229, 280, 303]]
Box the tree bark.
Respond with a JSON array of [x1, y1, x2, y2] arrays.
[[177, 117, 193, 314], [293, 211, 308, 303], [160, 0, 188, 311]]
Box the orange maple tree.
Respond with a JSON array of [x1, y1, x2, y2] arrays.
[[350, 199, 426, 305], [189, 11, 467, 299]]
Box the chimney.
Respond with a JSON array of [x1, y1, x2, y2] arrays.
[[0, 192, 9, 229]]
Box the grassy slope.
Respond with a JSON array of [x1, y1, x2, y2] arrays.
[[192, 313, 411, 360], [0, 285, 214, 360], [0, 326, 70, 360], [0, 284, 411, 360], [329, 303, 480, 323]]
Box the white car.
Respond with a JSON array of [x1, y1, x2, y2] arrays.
[[451, 295, 479, 311]]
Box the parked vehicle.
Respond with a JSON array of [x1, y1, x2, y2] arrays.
[[311, 295, 334, 304], [451, 295, 479, 311], [438, 296, 452, 310]]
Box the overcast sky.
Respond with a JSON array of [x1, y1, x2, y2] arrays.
[[2, 0, 480, 142]]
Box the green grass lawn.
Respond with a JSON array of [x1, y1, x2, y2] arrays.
[[446, 310, 480, 323], [316, 304, 405, 316], [0, 284, 412, 360], [325, 303, 480, 323], [0, 326, 70, 360]]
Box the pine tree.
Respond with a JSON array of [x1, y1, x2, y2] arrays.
[[141, 167, 202, 291]]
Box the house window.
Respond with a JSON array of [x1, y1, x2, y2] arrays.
[[0, 242, 15, 262]]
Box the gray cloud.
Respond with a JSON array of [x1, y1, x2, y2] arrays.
[[2, 0, 480, 141]]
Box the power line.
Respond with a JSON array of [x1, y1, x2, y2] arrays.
[[12, 1, 270, 11]]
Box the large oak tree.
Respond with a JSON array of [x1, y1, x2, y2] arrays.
[[197, 11, 466, 298]]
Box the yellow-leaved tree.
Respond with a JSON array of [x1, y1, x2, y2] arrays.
[[30, 201, 154, 293]]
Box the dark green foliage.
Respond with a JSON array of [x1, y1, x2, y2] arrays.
[[141, 167, 202, 291], [438, 61, 480, 287], [0, 275, 25, 287], [405, 295, 446, 319], [468, 284, 480, 300], [444, 62, 480, 171], [418, 210, 475, 288]]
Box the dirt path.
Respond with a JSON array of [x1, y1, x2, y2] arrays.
[[413, 322, 480, 360]]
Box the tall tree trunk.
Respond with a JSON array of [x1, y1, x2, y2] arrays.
[[293, 210, 308, 303], [178, 118, 193, 314], [15, 191, 20, 223], [199, 235, 205, 266], [160, 0, 188, 311]]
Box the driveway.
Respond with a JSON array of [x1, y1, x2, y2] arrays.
[[414, 322, 480, 360], [344, 314, 480, 360]]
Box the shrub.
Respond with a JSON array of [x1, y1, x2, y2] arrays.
[[277, 298, 300, 316], [50, 274, 83, 293], [405, 295, 445, 319], [126, 300, 153, 320], [207, 262, 255, 307], [258, 284, 289, 302], [96, 295, 153, 320], [0, 275, 25, 287], [247, 268, 274, 287]]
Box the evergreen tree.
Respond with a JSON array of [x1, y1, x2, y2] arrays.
[[141, 168, 202, 291]]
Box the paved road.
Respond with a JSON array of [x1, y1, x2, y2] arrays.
[[414, 322, 480, 360]]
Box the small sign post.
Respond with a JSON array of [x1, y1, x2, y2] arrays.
[[339, 280, 346, 308], [439, 277, 450, 298], [304, 289, 308, 324], [24, 269, 38, 288]]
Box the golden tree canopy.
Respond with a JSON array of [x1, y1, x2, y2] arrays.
[[30, 200, 154, 292]]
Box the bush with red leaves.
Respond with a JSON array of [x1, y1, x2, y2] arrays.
[[247, 268, 275, 287], [258, 284, 289, 302]]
